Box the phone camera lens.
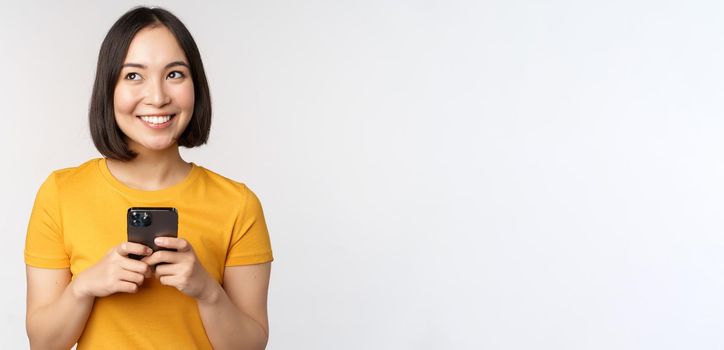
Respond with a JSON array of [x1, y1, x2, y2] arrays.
[[141, 212, 152, 226]]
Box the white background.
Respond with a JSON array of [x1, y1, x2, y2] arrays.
[[1, 0, 723, 349]]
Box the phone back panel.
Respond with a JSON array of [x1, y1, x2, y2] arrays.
[[127, 207, 178, 259]]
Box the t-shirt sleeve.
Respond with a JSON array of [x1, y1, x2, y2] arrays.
[[225, 185, 274, 266], [24, 173, 70, 268]]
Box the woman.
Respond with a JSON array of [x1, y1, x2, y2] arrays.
[[24, 6, 273, 349]]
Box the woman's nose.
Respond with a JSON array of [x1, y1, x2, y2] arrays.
[[144, 78, 171, 107]]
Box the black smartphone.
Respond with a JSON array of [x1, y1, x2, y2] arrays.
[[126, 207, 178, 260]]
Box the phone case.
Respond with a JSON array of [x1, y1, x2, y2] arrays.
[[127, 207, 178, 260]]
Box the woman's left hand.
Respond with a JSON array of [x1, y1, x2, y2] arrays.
[[142, 237, 215, 301]]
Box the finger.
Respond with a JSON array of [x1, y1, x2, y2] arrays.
[[119, 270, 145, 286], [120, 258, 151, 275], [159, 275, 177, 287], [153, 263, 174, 277], [119, 281, 139, 293], [117, 242, 153, 258], [154, 237, 192, 252], [142, 250, 180, 266]]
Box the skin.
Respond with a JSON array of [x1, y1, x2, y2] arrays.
[[26, 25, 271, 350]]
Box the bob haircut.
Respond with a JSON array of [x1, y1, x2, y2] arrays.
[[89, 6, 211, 161]]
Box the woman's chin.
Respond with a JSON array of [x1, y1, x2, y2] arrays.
[[134, 139, 178, 153]]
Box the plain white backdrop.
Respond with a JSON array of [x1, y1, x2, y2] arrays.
[[2, 0, 723, 349]]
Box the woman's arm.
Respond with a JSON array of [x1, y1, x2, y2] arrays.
[[26, 243, 152, 349], [26, 266, 94, 350], [196, 263, 271, 350]]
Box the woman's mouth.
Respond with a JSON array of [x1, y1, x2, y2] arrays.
[[137, 114, 176, 129]]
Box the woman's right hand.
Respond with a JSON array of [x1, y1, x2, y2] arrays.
[[72, 242, 153, 298]]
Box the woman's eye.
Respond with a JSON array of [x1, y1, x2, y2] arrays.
[[125, 72, 141, 80], [167, 71, 185, 79]]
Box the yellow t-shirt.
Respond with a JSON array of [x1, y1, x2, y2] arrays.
[[24, 158, 274, 349]]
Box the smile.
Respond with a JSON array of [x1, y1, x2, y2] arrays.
[[137, 114, 176, 128]]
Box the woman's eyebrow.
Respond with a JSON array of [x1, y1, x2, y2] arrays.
[[121, 61, 190, 69]]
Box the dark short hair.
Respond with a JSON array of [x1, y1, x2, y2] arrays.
[[89, 6, 212, 161]]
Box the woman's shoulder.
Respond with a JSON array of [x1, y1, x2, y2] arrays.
[[44, 158, 103, 185], [34, 158, 104, 199], [195, 165, 257, 199]]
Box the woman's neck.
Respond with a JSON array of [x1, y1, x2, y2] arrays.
[[106, 144, 192, 191]]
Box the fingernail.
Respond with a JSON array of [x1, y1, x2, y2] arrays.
[[155, 237, 163, 244], [146, 248, 153, 255]]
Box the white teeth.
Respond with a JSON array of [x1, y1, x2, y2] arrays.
[[139, 115, 173, 124]]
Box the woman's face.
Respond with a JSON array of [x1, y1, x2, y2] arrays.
[[113, 25, 194, 153]]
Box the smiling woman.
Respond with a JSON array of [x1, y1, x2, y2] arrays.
[[24, 6, 273, 350]]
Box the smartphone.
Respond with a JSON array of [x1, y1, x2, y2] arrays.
[[127, 207, 178, 260]]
